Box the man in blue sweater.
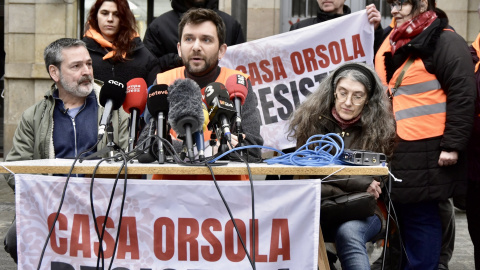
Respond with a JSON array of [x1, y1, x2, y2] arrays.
[[2, 38, 129, 263]]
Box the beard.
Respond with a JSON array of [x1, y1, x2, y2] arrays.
[[59, 73, 93, 97], [183, 53, 219, 77]]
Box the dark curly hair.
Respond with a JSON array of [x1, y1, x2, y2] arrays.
[[85, 0, 138, 62]]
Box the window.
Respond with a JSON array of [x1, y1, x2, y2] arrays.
[[291, 0, 318, 18]]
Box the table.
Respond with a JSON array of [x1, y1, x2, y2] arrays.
[[0, 159, 389, 270], [0, 158, 389, 176]]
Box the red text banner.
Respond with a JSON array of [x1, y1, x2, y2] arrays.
[[16, 174, 321, 269], [220, 10, 375, 150]]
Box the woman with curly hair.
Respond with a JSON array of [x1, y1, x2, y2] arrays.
[[288, 62, 396, 270], [83, 0, 158, 85]]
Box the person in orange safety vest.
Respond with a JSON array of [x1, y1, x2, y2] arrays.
[[374, 0, 476, 269]]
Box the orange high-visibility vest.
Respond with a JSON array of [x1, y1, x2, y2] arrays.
[[153, 67, 250, 181], [375, 33, 447, 141], [472, 32, 480, 73], [156, 66, 250, 141]]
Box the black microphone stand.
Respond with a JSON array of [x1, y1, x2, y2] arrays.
[[217, 130, 230, 160], [157, 112, 166, 164], [127, 109, 138, 152], [80, 121, 122, 162], [235, 124, 246, 157], [209, 132, 217, 157]]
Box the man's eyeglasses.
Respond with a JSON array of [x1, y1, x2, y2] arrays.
[[390, 0, 407, 11], [335, 91, 367, 106]]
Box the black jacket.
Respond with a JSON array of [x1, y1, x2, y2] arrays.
[[380, 18, 476, 203], [143, 0, 245, 73], [83, 36, 159, 85], [305, 114, 386, 236], [468, 44, 480, 182], [290, 5, 352, 31], [290, 5, 384, 53], [313, 114, 377, 198]]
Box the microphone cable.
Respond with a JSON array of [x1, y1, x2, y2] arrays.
[[205, 162, 256, 269], [132, 134, 198, 165], [203, 142, 268, 269], [89, 151, 129, 270], [227, 140, 257, 270], [131, 133, 228, 167], [378, 167, 410, 268], [208, 145, 284, 164], [36, 137, 102, 270]]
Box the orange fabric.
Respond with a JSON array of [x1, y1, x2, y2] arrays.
[[374, 32, 393, 86], [154, 67, 251, 181], [84, 27, 139, 60], [156, 66, 250, 86], [472, 33, 480, 73], [389, 18, 396, 29], [156, 67, 250, 143], [392, 89, 446, 112], [375, 36, 447, 141], [152, 174, 248, 181]]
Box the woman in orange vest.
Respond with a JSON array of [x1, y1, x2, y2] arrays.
[[375, 1, 476, 269]]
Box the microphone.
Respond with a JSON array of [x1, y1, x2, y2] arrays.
[[225, 74, 248, 136], [123, 78, 148, 151], [147, 84, 169, 164], [99, 79, 127, 139], [194, 102, 209, 161], [204, 82, 236, 142], [168, 79, 204, 162]]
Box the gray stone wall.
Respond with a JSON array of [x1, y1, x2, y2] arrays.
[[3, 0, 477, 156], [4, 0, 78, 155]]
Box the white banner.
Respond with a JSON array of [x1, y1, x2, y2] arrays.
[[16, 174, 321, 270], [221, 10, 375, 150]]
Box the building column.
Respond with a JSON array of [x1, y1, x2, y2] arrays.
[[4, 0, 78, 155]]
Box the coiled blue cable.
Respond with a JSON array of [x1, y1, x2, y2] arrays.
[[207, 145, 284, 163], [265, 133, 345, 166], [207, 133, 344, 166]]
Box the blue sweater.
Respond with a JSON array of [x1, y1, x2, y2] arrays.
[[52, 90, 98, 159]]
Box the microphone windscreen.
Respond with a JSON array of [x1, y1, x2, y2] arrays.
[[123, 78, 148, 115], [204, 82, 230, 108], [168, 78, 204, 136], [99, 79, 127, 109], [147, 84, 169, 117], [226, 74, 248, 105]]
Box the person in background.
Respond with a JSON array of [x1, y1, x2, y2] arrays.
[[2, 38, 129, 263], [83, 0, 158, 85], [373, 3, 457, 270], [288, 62, 396, 270], [290, 0, 384, 52], [467, 4, 480, 269], [143, 0, 245, 73], [375, 0, 476, 269]]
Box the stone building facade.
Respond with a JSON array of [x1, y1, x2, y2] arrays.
[[3, 0, 479, 155]]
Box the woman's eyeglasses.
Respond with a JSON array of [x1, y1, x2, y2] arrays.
[[390, 0, 407, 11], [335, 91, 367, 106]]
